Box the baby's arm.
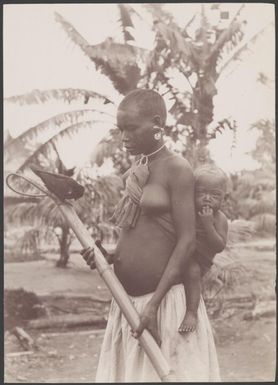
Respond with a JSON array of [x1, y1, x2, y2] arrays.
[[199, 208, 228, 253]]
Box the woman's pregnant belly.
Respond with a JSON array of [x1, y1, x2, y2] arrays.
[[113, 213, 177, 296]]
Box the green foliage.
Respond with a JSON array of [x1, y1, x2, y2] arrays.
[[5, 88, 113, 106]]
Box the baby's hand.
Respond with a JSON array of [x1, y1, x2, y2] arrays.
[[198, 205, 214, 225]]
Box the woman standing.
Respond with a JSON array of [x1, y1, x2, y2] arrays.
[[82, 89, 220, 382]]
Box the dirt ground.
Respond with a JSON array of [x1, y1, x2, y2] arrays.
[[4, 238, 276, 382]]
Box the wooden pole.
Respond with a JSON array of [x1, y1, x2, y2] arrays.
[[5, 173, 174, 381], [57, 202, 174, 382]]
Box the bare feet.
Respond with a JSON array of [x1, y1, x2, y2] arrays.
[[178, 311, 197, 333]]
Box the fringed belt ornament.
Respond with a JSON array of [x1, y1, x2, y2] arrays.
[[110, 155, 150, 229], [111, 144, 166, 229]]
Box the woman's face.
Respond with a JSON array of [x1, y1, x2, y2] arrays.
[[117, 103, 158, 155]]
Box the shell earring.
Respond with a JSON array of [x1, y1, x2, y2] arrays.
[[154, 132, 162, 140], [153, 126, 162, 140]]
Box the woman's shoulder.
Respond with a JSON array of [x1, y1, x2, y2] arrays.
[[159, 153, 194, 189], [166, 153, 193, 175]]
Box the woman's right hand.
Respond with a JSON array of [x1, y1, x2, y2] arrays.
[[80, 247, 96, 269], [80, 239, 111, 269], [131, 302, 161, 347]]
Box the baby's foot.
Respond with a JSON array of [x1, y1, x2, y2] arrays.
[[178, 311, 197, 333]]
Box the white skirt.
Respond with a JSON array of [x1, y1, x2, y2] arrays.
[[95, 284, 220, 382]]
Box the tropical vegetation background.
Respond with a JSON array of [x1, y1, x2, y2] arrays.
[[4, 3, 275, 382]]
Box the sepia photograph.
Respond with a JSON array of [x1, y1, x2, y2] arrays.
[[3, 2, 275, 382]]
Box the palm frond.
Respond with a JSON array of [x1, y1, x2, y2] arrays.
[[144, 3, 175, 24], [54, 12, 90, 53], [183, 13, 197, 35], [118, 4, 135, 42], [74, 171, 123, 225], [4, 109, 114, 164], [6, 201, 35, 227], [208, 118, 236, 139], [37, 197, 65, 228], [86, 39, 143, 94], [90, 128, 121, 166], [207, 5, 246, 75], [123, 4, 152, 29], [5, 193, 65, 229], [5, 202, 40, 226], [15, 227, 40, 254], [15, 120, 108, 175], [6, 199, 61, 233], [55, 11, 145, 94], [5, 88, 113, 106], [143, 19, 199, 95], [209, 22, 244, 68], [4, 196, 39, 205], [217, 22, 272, 75], [152, 21, 196, 65]]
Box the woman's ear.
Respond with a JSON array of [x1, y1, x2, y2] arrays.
[[152, 115, 162, 129]]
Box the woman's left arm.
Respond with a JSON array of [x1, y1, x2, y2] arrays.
[[133, 159, 196, 343], [148, 159, 196, 307]]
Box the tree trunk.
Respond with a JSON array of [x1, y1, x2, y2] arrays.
[[196, 139, 211, 166], [56, 225, 71, 268]]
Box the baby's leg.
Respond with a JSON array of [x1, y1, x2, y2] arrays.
[[179, 259, 201, 333]]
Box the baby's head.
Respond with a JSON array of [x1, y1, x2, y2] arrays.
[[194, 164, 228, 212]]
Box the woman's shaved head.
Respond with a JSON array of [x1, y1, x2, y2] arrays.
[[118, 89, 167, 127]]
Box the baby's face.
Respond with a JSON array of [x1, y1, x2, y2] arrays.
[[195, 174, 226, 212]]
